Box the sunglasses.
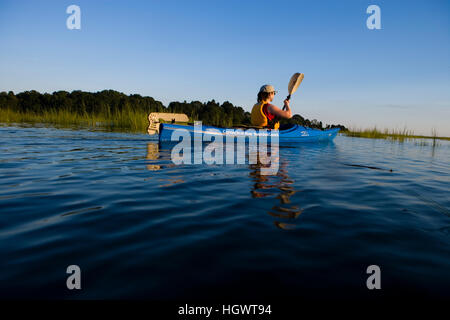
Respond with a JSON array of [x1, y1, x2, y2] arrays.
[[270, 91, 277, 95]]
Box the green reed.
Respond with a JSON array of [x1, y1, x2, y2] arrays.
[[342, 126, 449, 142], [0, 108, 149, 133]]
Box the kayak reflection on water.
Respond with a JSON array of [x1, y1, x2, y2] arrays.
[[145, 141, 302, 229], [148, 131, 280, 175], [249, 151, 303, 230]]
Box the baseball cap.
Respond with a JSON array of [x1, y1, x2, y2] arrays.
[[259, 84, 277, 94]]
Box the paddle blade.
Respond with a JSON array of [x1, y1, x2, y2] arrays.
[[288, 73, 304, 96]]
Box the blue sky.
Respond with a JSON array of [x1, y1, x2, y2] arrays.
[[0, 0, 449, 136]]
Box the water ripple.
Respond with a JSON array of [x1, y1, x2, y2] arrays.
[[0, 125, 449, 299]]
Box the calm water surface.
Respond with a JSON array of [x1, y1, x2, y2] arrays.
[[0, 124, 449, 299]]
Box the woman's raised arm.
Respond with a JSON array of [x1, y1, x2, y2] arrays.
[[268, 99, 292, 119]]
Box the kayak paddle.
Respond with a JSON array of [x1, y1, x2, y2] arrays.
[[283, 73, 304, 110]]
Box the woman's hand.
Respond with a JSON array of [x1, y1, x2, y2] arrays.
[[284, 99, 290, 110]]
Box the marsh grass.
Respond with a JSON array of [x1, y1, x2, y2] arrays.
[[342, 126, 449, 143], [0, 108, 149, 133], [2, 108, 449, 142]]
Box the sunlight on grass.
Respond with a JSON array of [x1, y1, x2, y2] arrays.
[[0, 108, 149, 133], [341, 126, 449, 142]]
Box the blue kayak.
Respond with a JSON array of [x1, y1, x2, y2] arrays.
[[159, 123, 339, 143]]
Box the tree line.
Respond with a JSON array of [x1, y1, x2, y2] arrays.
[[0, 90, 347, 130]]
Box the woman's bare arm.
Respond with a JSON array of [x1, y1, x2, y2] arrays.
[[267, 99, 292, 119]]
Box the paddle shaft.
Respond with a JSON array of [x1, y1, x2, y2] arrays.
[[283, 95, 291, 110]]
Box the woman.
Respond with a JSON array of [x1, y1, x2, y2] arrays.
[[251, 84, 292, 130]]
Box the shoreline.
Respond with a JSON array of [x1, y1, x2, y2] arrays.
[[1, 118, 449, 142], [341, 129, 450, 141], [0, 108, 149, 133]]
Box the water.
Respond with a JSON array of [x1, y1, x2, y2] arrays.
[[0, 124, 449, 300]]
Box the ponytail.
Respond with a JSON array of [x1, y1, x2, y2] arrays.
[[257, 92, 270, 102]]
